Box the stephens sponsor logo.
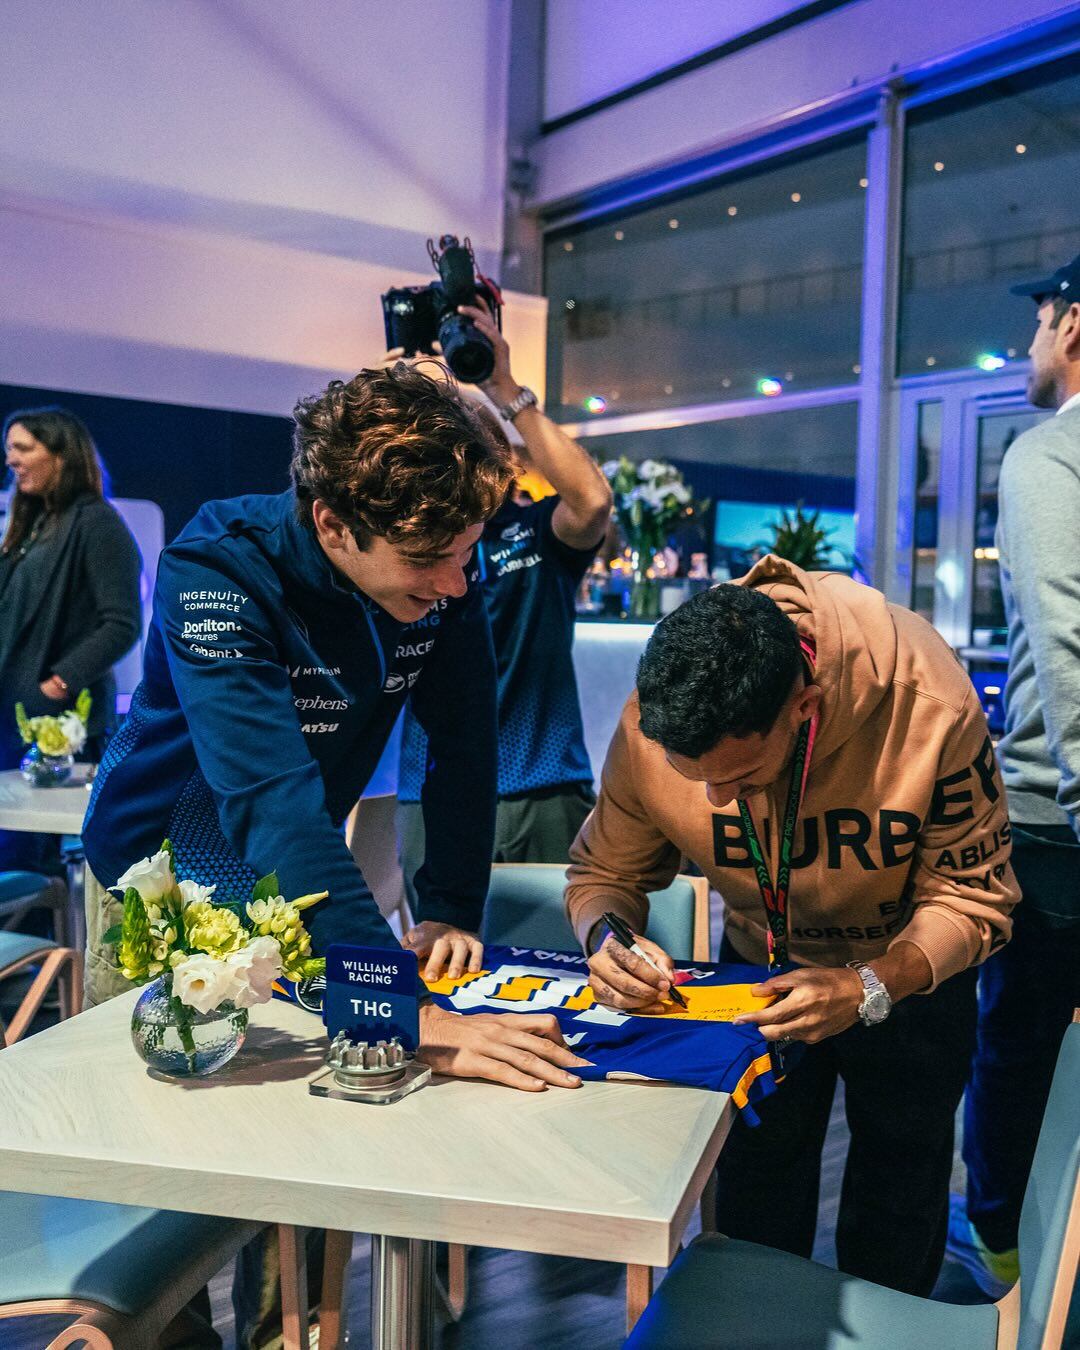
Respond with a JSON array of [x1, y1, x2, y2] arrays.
[[179, 589, 247, 613], [182, 618, 241, 642], [293, 695, 349, 712]]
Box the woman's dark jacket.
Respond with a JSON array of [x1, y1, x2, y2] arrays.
[[0, 494, 142, 741]]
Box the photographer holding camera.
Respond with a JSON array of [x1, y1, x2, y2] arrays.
[[393, 271, 612, 887]]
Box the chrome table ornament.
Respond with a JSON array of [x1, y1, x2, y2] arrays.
[[309, 1032, 431, 1105]]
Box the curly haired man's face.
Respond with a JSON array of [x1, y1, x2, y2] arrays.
[[313, 501, 483, 622]]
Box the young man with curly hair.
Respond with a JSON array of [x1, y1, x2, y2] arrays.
[[567, 564, 1019, 1297], [83, 363, 586, 1093]]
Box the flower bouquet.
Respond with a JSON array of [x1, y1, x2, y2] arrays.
[[601, 458, 707, 619], [15, 688, 92, 786], [104, 841, 327, 1076]]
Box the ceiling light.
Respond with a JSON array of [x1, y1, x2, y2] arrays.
[[790, 192, 801, 203], [722, 378, 732, 388], [1015, 144, 1027, 154], [614, 230, 624, 240], [977, 353, 1007, 372], [859, 177, 868, 189], [853, 364, 862, 375], [583, 395, 607, 414], [727, 205, 738, 217], [563, 240, 574, 251], [926, 356, 937, 367], [757, 377, 783, 398], [663, 384, 674, 395], [934, 161, 945, 172], [668, 218, 679, 229]]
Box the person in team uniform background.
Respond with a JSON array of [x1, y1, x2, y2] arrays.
[[396, 298, 612, 896]]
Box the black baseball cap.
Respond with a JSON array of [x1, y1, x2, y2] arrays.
[[1011, 252, 1080, 302]]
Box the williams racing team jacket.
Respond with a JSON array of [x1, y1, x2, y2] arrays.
[[83, 490, 497, 955]]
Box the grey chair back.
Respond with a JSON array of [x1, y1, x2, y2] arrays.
[[480, 863, 703, 961], [1018, 1019, 1080, 1350]]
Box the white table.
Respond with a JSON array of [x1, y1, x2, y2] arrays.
[[0, 766, 91, 836], [0, 767, 92, 949], [0, 992, 733, 1348]]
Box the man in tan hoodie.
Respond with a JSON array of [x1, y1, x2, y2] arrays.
[[566, 556, 1018, 1296]]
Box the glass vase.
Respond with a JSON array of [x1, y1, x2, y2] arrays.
[[19, 745, 74, 787], [628, 550, 661, 621], [131, 975, 248, 1077]]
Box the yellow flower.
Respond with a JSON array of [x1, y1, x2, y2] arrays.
[[185, 900, 245, 957], [34, 718, 70, 756]]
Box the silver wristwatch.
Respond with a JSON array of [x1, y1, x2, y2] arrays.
[[847, 961, 892, 1026], [497, 385, 539, 422]]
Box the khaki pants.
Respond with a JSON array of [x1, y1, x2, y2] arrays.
[[83, 866, 139, 1008]]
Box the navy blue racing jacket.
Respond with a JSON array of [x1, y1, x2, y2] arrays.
[[83, 490, 497, 954]]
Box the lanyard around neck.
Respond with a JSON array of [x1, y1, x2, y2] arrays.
[[737, 696, 818, 973]]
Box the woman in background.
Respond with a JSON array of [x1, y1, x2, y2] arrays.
[[0, 407, 142, 871]]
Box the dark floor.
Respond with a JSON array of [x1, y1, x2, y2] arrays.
[[2, 895, 993, 1349]]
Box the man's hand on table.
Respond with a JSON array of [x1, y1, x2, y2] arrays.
[[402, 921, 483, 981], [587, 932, 675, 1012], [416, 1003, 589, 1092]]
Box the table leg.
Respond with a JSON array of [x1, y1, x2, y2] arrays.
[[65, 853, 86, 955], [370, 1233, 435, 1350], [318, 1228, 354, 1349], [279, 1223, 311, 1350], [626, 1263, 654, 1335]]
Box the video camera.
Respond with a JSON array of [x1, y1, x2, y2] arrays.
[[381, 235, 503, 384]]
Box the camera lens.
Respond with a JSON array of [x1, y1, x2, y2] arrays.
[[438, 314, 495, 383]]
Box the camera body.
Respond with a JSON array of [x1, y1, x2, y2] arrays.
[[381, 235, 503, 384]]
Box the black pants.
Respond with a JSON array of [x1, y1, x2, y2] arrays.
[[712, 934, 977, 1296], [964, 825, 1080, 1253]]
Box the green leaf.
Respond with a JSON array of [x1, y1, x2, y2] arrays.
[[75, 688, 92, 723], [251, 872, 280, 903], [14, 702, 33, 745], [159, 838, 176, 867], [101, 923, 123, 946]]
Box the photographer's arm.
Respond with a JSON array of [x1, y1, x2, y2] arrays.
[[459, 302, 613, 550]]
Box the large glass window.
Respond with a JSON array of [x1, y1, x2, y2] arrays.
[[899, 53, 1080, 377], [970, 405, 1049, 646], [912, 400, 942, 623], [581, 402, 858, 574], [544, 138, 867, 421]]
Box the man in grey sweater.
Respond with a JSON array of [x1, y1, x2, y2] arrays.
[[948, 253, 1080, 1299]]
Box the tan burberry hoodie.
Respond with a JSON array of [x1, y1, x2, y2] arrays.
[[566, 557, 1019, 990]]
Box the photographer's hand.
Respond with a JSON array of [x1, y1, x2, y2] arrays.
[[458, 301, 515, 402]]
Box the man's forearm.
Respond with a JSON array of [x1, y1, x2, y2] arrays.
[[487, 378, 611, 520], [869, 940, 933, 1002]]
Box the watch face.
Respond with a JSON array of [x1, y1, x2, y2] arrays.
[[863, 988, 891, 1024]]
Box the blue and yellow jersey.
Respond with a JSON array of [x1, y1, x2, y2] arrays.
[[426, 946, 781, 1122]]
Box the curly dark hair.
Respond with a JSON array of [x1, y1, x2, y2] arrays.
[[637, 585, 803, 756], [291, 362, 515, 555]]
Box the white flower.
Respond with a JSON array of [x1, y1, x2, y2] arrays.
[[668, 482, 691, 504], [115, 850, 175, 903], [177, 878, 217, 908], [172, 953, 237, 1015], [58, 711, 87, 754], [227, 936, 283, 1009], [638, 459, 666, 480], [246, 897, 282, 926]]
